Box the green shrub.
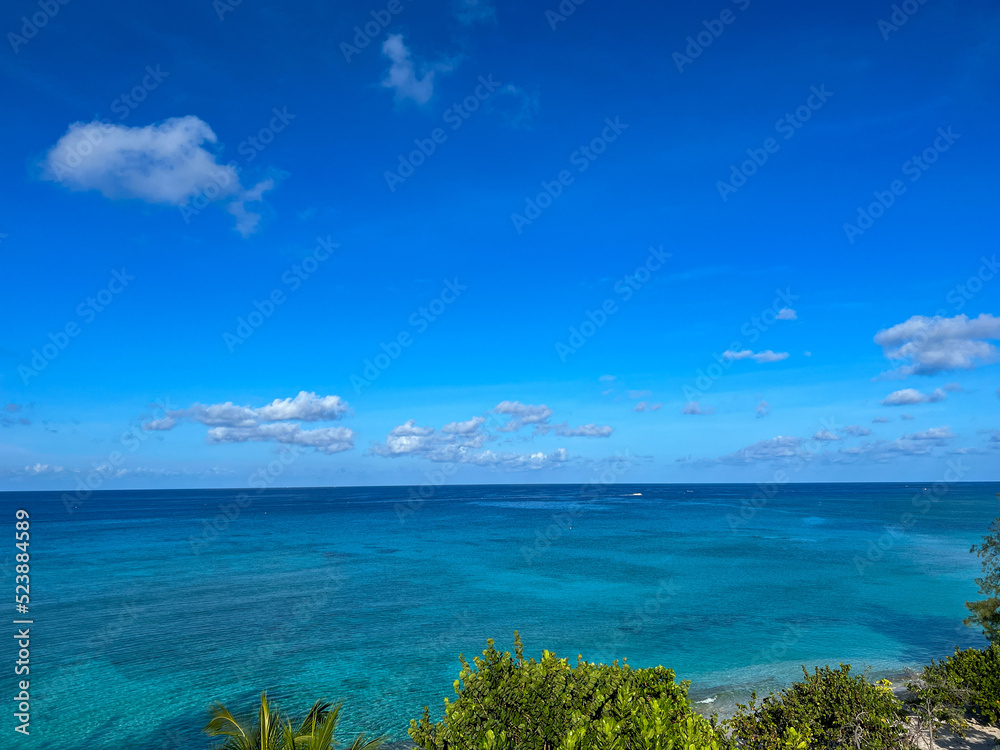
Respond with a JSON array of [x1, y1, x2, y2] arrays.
[[724, 665, 910, 749], [409, 632, 720, 750], [934, 645, 1000, 726]]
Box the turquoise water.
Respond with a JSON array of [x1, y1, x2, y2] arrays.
[[1, 483, 996, 749]]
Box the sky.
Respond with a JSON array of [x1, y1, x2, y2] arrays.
[[1, 0, 999, 490]]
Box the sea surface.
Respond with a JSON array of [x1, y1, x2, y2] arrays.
[[0, 483, 996, 749]]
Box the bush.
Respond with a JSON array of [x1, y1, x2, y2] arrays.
[[934, 645, 1000, 726], [724, 665, 910, 749], [408, 632, 721, 750]]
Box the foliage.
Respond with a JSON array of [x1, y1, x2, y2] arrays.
[[409, 632, 721, 750], [723, 664, 910, 749], [204, 691, 385, 750], [965, 496, 1000, 645], [904, 668, 970, 750], [932, 645, 1000, 727]]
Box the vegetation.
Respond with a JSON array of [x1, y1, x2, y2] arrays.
[[965, 495, 1000, 645], [723, 665, 910, 749], [408, 632, 720, 750], [931, 645, 1000, 727], [204, 692, 385, 750], [904, 667, 971, 750]]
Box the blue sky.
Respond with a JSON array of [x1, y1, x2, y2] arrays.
[[1, 0, 999, 489]]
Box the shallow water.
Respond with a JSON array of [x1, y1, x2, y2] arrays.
[[2, 482, 995, 748]]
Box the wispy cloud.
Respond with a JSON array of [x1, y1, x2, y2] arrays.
[[722, 349, 789, 363], [682, 401, 715, 415], [454, 0, 496, 26], [381, 35, 452, 105]]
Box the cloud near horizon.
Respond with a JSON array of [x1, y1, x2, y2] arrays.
[[722, 349, 790, 363], [369, 417, 569, 470], [370, 400, 613, 468], [41, 116, 274, 236], [143, 391, 355, 454], [683, 401, 714, 415]]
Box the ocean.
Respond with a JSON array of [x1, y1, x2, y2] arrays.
[[1, 482, 996, 749]]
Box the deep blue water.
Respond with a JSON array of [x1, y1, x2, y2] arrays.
[[0, 482, 996, 749]]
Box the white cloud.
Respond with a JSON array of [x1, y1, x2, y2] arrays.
[[381, 35, 451, 105], [880, 388, 947, 406], [905, 426, 956, 441], [370, 417, 568, 470], [207, 423, 354, 454], [254, 392, 351, 422], [634, 402, 662, 412], [717, 436, 804, 465], [442, 416, 486, 435], [874, 313, 1000, 376], [143, 417, 176, 431], [872, 417, 890, 424], [838, 439, 934, 461], [943, 382, 964, 392], [755, 400, 770, 419], [841, 425, 872, 437], [41, 116, 273, 236], [776, 308, 797, 320], [682, 401, 715, 415], [722, 349, 789, 363], [901, 414, 915, 420], [24, 463, 64, 475], [549, 423, 614, 437], [494, 401, 554, 431], [813, 430, 840, 441], [598, 375, 616, 382], [144, 391, 354, 454], [454, 0, 496, 25]]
